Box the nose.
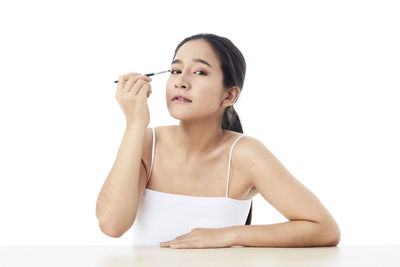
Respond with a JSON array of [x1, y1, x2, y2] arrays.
[[174, 77, 190, 89]]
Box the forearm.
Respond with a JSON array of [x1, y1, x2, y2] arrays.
[[227, 220, 340, 247], [96, 124, 147, 234]]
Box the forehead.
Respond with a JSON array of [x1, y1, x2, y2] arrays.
[[174, 39, 220, 66]]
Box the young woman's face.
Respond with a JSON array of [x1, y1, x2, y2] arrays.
[[166, 39, 227, 122]]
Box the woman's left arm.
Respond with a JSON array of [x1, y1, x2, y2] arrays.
[[226, 137, 341, 247], [160, 137, 340, 249]]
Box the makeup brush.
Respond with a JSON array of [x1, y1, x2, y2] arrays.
[[114, 70, 170, 83]]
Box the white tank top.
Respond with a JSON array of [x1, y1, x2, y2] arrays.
[[131, 127, 252, 245]]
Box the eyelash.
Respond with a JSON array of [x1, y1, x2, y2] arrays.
[[170, 69, 207, 76]]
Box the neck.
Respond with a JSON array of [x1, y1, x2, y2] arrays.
[[173, 119, 225, 160]]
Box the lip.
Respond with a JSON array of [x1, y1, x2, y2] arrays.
[[172, 94, 192, 102], [173, 99, 192, 103]]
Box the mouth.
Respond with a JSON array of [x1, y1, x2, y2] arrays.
[[172, 98, 192, 103], [172, 95, 192, 103]]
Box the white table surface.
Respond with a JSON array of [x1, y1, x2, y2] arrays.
[[1, 245, 400, 267]]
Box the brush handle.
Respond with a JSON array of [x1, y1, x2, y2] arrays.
[[114, 70, 169, 83]]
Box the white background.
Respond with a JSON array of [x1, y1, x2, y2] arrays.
[[0, 0, 399, 245]]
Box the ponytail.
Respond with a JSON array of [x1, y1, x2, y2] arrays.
[[222, 106, 243, 133]]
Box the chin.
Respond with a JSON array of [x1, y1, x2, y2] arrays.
[[168, 110, 193, 121], [168, 107, 205, 122]]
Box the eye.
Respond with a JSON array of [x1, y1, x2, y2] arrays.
[[171, 69, 180, 74], [170, 69, 207, 76], [195, 70, 207, 75]]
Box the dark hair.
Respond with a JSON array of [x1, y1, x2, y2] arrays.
[[172, 33, 252, 225]]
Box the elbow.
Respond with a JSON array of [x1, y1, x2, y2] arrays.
[[96, 205, 136, 238], [323, 231, 340, 247], [319, 221, 341, 247], [328, 227, 341, 246], [96, 208, 133, 238], [96, 209, 121, 237], [98, 220, 125, 238]]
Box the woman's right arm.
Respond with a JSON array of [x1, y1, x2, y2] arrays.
[[95, 72, 152, 237], [96, 125, 147, 237]]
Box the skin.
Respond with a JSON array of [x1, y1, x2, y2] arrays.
[[154, 39, 340, 248], [165, 39, 240, 160]]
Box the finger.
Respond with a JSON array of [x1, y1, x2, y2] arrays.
[[121, 72, 141, 82], [137, 83, 151, 98], [117, 75, 126, 93], [124, 76, 145, 94], [141, 84, 152, 99], [160, 233, 184, 245], [169, 240, 188, 249], [117, 72, 140, 92], [128, 79, 147, 96], [125, 75, 152, 93], [159, 241, 170, 247], [174, 235, 188, 241], [170, 243, 184, 249], [127, 74, 151, 83], [117, 73, 151, 93], [122, 77, 136, 94]]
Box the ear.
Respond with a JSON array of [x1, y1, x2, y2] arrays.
[[222, 86, 240, 108]]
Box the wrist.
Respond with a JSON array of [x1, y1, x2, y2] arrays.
[[126, 122, 147, 131], [224, 226, 239, 246]]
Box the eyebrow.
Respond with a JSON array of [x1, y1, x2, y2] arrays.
[[171, 58, 213, 68]]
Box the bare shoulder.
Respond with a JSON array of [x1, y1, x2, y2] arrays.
[[233, 134, 272, 166], [232, 134, 280, 189], [234, 134, 269, 157]]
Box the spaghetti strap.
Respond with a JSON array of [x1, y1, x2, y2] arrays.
[[147, 127, 156, 182], [225, 134, 245, 198], [132, 130, 252, 245]]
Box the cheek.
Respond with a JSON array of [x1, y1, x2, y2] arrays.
[[166, 78, 172, 89], [199, 91, 223, 110], [202, 85, 221, 101], [165, 79, 173, 95]]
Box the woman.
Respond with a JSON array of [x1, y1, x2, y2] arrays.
[[96, 33, 341, 249]]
